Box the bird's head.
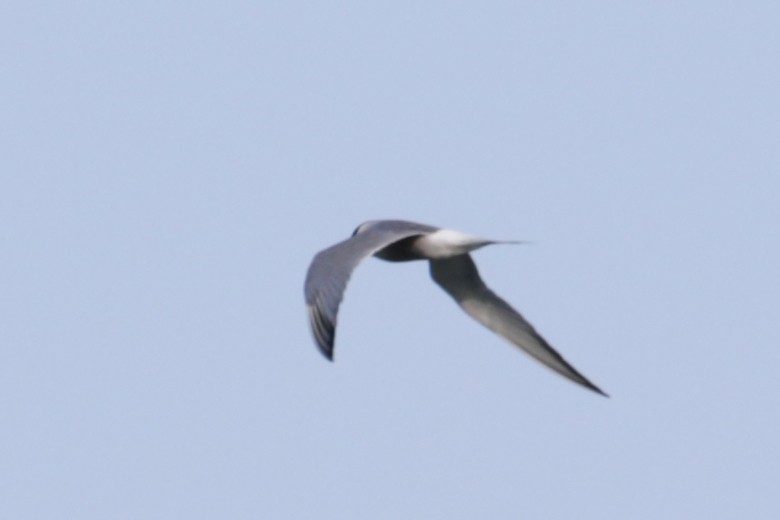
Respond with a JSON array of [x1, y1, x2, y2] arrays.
[[351, 220, 381, 237]]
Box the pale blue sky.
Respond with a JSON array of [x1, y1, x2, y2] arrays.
[[2, 2, 779, 518]]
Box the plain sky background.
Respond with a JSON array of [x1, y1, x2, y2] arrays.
[[2, 1, 779, 518]]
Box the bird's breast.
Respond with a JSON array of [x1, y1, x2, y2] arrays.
[[411, 229, 491, 259]]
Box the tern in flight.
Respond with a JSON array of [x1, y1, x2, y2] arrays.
[[304, 219, 607, 396]]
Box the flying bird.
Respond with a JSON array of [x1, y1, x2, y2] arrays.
[[304, 219, 607, 396]]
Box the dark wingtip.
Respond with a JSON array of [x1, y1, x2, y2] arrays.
[[318, 343, 335, 362], [584, 381, 609, 398], [308, 303, 336, 362]]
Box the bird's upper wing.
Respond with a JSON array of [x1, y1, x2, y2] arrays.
[[305, 221, 435, 360], [429, 254, 607, 396]]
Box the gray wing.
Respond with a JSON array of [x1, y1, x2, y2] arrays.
[[430, 254, 607, 396], [305, 221, 435, 360]]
